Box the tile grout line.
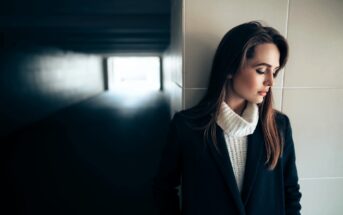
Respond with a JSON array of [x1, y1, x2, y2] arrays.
[[275, 87, 342, 89], [300, 177, 343, 181], [281, 0, 291, 113]]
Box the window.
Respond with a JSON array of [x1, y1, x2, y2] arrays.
[[107, 56, 161, 92]]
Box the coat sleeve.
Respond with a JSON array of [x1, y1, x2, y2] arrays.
[[283, 115, 302, 215], [152, 115, 182, 215]]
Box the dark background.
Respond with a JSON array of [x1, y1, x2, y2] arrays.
[[1, 1, 172, 214]]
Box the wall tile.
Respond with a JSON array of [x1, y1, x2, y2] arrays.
[[184, 88, 207, 109], [286, 0, 343, 88], [282, 89, 343, 178], [299, 178, 343, 215], [272, 88, 283, 111]]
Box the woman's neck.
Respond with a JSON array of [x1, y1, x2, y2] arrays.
[[225, 99, 248, 116]]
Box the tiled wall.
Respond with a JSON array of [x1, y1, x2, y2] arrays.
[[284, 0, 343, 214], [167, 0, 343, 214]]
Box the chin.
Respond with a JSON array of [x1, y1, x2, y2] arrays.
[[251, 99, 264, 104], [247, 97, 263, 104]]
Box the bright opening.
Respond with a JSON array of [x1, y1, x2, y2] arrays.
[[107, 56, 160, 92]]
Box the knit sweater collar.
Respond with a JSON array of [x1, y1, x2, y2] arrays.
[[216, 101, 259, 137]]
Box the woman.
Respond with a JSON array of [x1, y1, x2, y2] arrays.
[[153, 21, 302, 215]]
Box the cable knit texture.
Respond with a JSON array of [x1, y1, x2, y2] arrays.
[[216, 101, 259, 193]]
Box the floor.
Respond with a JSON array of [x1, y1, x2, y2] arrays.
[[2, 90, 171, 215]]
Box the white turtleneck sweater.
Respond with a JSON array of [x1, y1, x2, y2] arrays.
[[216, 101, 259, 193]]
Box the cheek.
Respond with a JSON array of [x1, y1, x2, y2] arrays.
[[236, 74, 260, 91]]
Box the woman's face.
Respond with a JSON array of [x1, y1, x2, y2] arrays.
[[228, 43, 280, 104]]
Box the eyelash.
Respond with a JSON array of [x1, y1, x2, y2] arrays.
[[256, 70, 278, 78], [256, 70, 265, 74]]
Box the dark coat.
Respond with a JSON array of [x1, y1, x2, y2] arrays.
[[153, 109, 302, 215]]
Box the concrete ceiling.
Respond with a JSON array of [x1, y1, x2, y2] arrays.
[[0, 0, 171, 53]]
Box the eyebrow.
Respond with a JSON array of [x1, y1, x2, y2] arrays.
[[254, 63, 280, 70]]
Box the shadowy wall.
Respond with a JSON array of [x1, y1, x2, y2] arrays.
[[0, 46, 104, 136]]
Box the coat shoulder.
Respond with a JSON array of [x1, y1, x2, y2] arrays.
[[172, 106, 211, 130], [274, 110, 291, 131]]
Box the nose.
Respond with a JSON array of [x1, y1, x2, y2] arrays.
[[263, 72, 274, 87]]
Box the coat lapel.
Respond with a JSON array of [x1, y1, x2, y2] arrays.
[[241, 121, 264, 205], [206, 124, 245, 215]]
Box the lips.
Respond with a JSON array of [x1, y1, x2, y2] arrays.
[[258, 91, 268, 96]]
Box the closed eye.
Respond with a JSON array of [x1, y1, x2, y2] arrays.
[[256, 70, 278, 78], [256, 70, 266, 75]]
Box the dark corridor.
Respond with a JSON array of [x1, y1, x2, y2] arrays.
[[1, 0, 172, 214]]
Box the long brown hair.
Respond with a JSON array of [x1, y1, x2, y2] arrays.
[[198, 21, 288, 170]]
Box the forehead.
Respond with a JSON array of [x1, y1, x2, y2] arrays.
[[247, 43, 280, 67]]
